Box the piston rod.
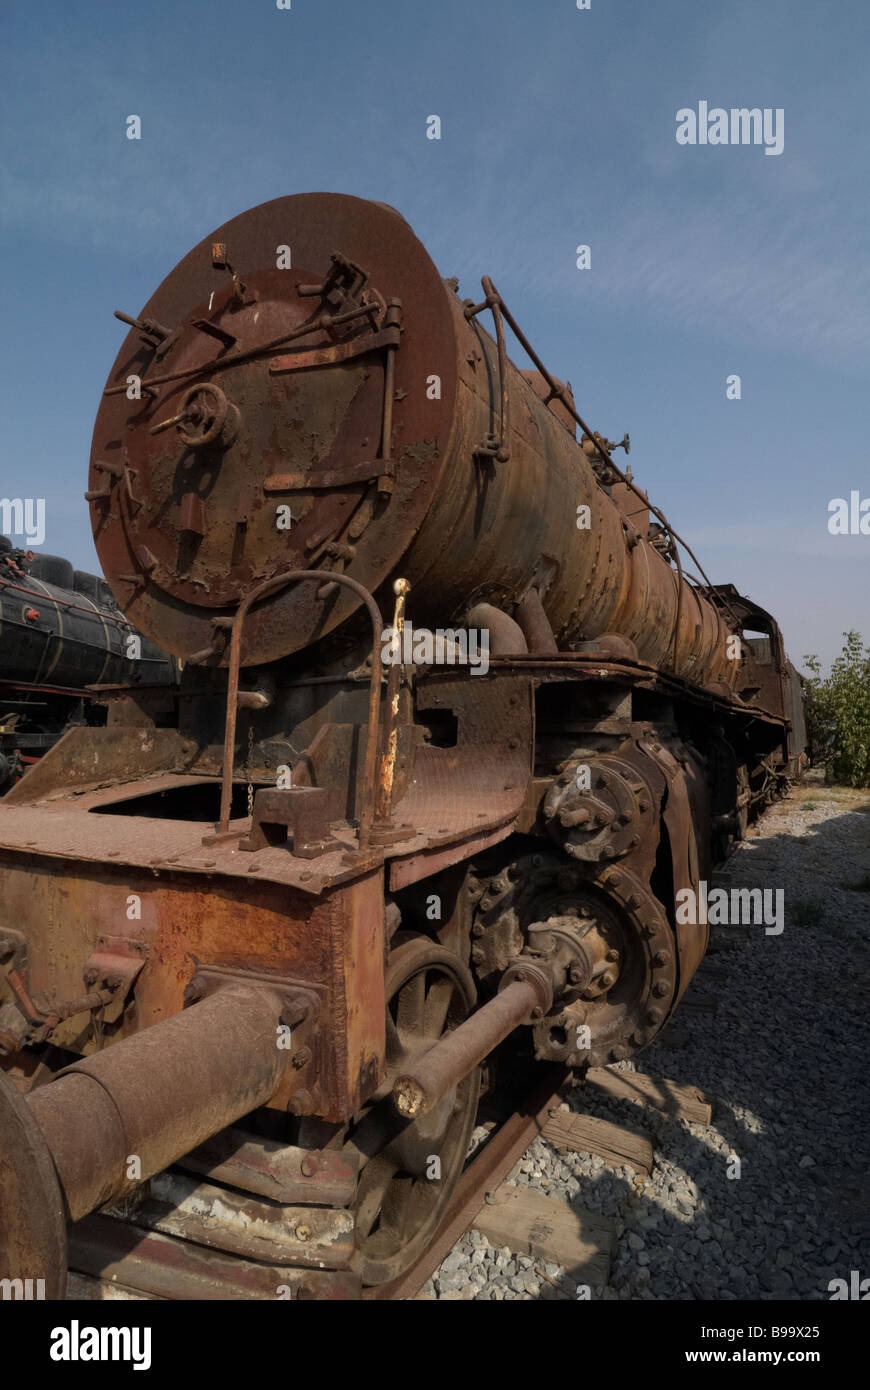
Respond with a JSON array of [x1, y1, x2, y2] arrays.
[[391, 973, 551, 1120]]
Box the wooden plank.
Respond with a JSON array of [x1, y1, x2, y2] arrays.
[[472, 1184, 614, 1283], [584, 1067, 713, 1124], [542, 1109, 653, 1175]]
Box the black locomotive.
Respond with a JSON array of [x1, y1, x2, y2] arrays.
[[0, 537, 179, 793]]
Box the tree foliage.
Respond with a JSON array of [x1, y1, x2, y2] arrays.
[[802, 631, 870, 787]]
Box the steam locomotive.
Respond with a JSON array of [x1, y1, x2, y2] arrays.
[[0, 194, 806, 1299], [0, 539, 179, 794]]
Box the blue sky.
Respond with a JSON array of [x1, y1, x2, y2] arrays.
[[1, 0, 867, 672]]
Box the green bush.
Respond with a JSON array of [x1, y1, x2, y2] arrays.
[[802, 632, 870, 787]]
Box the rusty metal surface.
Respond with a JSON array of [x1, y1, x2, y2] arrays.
[[514, 588, 558, 656], [385, 672, 533, 845], [486, 654, 790, 728], [461, 277, 743, 662], [393, 978, 540, 1120], [639, 734, 711, 1001], [68, 1217, 362, 1300], [217, 568, 384, 844], [143, 1171, 355, 1268], [0, 754, 528, 900], [0, 793, 363, 895], [178, 1127, 358, 1206], [518, 368, 577, 434], [395, 285, 739, 690], [373, 577, 410, 832], [26, 985, 298, 1223], [90, 195, 459, 668], [3, 726, 194, 805], [388, 822, 514, 892], [269, 323, 401, 376], [344, 933, 481, 1286], [0, 850, 386, 1123], [88, 191, 760, 708]]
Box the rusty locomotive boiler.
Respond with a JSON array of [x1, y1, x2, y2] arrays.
[[0, 193, 807, 1299]]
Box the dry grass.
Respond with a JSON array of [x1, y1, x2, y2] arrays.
[[791, 784, 870, 811], [794, 783, 865, 798]]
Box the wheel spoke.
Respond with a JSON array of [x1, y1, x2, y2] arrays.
[[424, 976, 455, 1038], [355, 1153, 399, 1241], [350, 936, 481, 1285], [343, 1097, 408, 1164], [395, 968, 426, 1037], [399, 1168, 440, 1237], [384, 1011, 404, 1065], [378, 1172, 418, 1243]]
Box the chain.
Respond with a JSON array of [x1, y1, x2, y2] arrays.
[[247, 724, 254, 819]]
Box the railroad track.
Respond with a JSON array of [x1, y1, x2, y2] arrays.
[[65, 1052, 718, 1302]]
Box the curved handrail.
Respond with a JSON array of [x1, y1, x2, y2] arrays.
[[218, 570, 383, 848]]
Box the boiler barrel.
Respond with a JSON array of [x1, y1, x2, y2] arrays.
[[89, 193, 736, 687], [399, 290, 735, 685]]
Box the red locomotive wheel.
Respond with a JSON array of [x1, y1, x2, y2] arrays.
[[342, 934, 480, 1286]]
